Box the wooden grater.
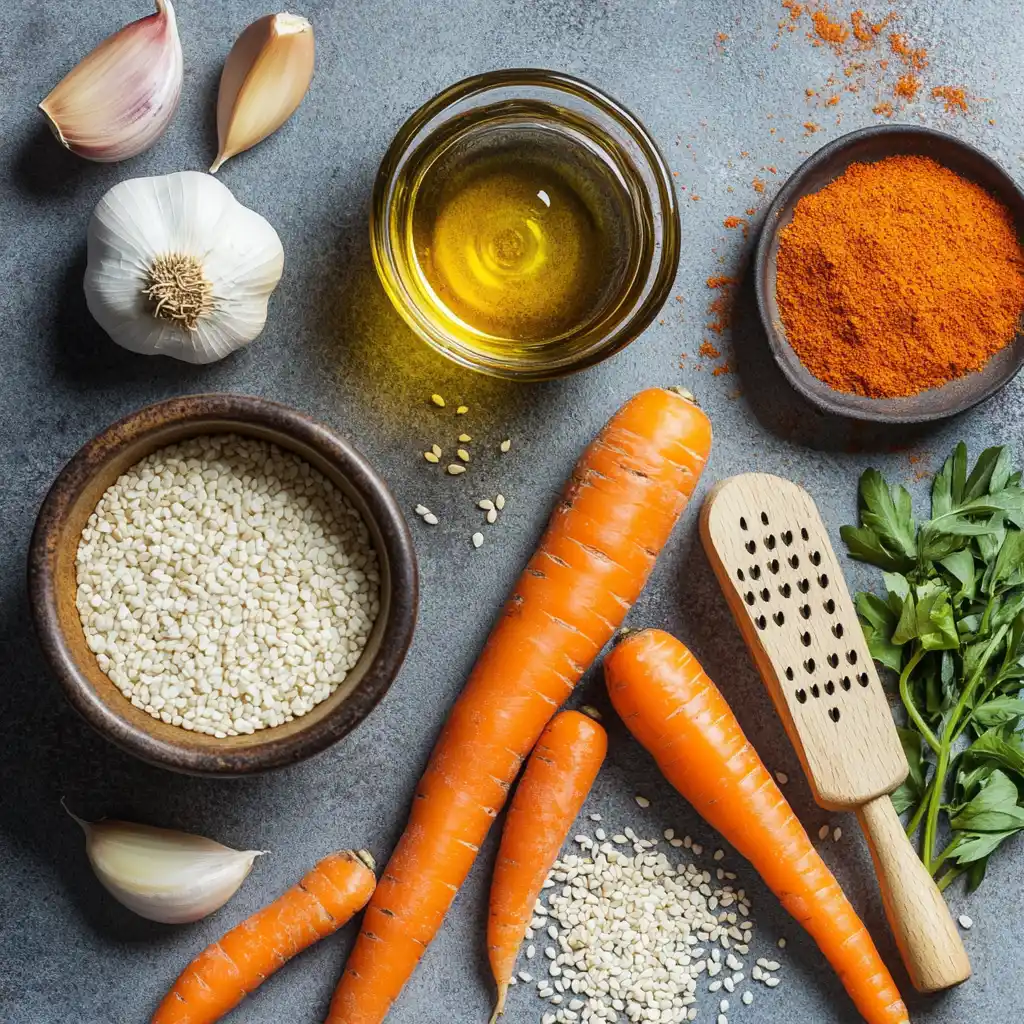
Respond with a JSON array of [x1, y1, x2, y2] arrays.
[[700, 473, 970, 994]]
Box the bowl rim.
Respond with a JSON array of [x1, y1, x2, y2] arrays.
[[27, 392, 418, 776], [754, 123, 1024, 424], [370, 67, 681, 382]]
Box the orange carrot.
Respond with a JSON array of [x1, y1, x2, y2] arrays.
[[152, 850, 376, 1024], [488, 710, 607, 1022], [327, 388, 712, 1024], [604, 629, 909, 1024]]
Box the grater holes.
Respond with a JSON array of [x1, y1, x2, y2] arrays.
[[755, 615, 767, 630], [765, 534, 777, 550], [740, 516, 748, 531], [827, 653, 839, 668], [750, 565, 762, 580], [799, 604, 811, 619], [784, 666, 794, 681], [828, 707, 841, 723], [841, 675, 852, 690], [788, 554, 800, 569], [810, 683, 821, 698], [744, 592, 756, 606], [781, 530, 793, 546], [768, 558, 780, 574], [760, 588, 771, 602], [831, 622, 844, 638], [761, 511, 769, 525], [801, 631, 812, 646], [797, 578, 810, 594], [801, 527, 809, 541], [779, 582, 792, 598], [773, 611, 785, 626], [796, 688, 807, 704], [804, 657, 816, 674], [846, 649, 858, 665], [858, 672, 869, 687], [823, 598, 836, 614], [825, 680, 835, 695], [809, 550, 822, 566], [736, 568, 745, 582], [818, 573, 830, 588], [746, 540, 757, 554]]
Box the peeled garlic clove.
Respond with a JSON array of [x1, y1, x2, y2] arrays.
[[68, 809, 265, 924], [211, 12, 315, 173], [39, 0, 183, 162]]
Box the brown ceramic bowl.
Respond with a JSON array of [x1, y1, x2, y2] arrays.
[[28, 394, 418, 776]]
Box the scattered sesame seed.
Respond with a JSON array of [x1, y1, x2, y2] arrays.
[[664, 829, 675, 840], [635, 795, 650, 808], [742, 991, 753, 1006], [423, 452, 439, 463], [430, 394, 445, 407], [431, 444, 442, 456], [775, 772, 788, 785], [414, 504, 429, 515], [486, 508, 498, 524], [833, 827, 842, 842], [818, 825, 830, 840], [717, 1015, 727, 1024], [456, 405, 469, 414], [518, 970, 533, 982], [495, 493, 506, 509], [423, 513, 439, 525], [547, 925, 558, 939], [670, 837, 684, 847], [714, 849, 725, 861], [777, 938, 786, 949], [581, 704, 602, 720], [958, 914, 973, 930], [589, 813, 602, 821], [708, 980, 722, 993], [472, 532, 484, 548], [595, 828, 606, 841], [478, 499, 494, 510], [526, 945, 536, 959], [612, 834, 628, 844], [447, 464, 467, 475], [459, 433, 472, 442], [500, 439, 512, 453], [765, 977, 780, 988], [692, 843, 703, 856], [721, 999, 730, 1012], [457, 448, 470, 462]]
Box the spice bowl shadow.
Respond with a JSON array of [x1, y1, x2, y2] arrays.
[[755, 124, 1024, 424], [27, 394, 418, 776]]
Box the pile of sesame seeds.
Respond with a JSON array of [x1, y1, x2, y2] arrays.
[[508, 812, 788, 1024]]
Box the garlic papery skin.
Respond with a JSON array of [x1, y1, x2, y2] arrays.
[[84, 171, 284, 363], [39, 0, 183, 163], [211, 13, 315, 173], [69, 812, 265, 924]]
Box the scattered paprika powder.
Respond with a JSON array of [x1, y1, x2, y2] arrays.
[[775, 155, 1024, 398]]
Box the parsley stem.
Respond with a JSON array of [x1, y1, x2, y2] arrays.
[[905, 784, 931, 841], [937, 866, 965, 892], [899, 646, 939, 754], [931, 840, 954, 875]]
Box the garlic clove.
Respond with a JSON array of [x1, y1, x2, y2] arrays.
[[39, 0, 183, 163], [67, 808, 265, 924], [211, 12, 315, 173]]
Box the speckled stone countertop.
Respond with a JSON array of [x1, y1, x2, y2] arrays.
[[2, 1, 1023, 1022]]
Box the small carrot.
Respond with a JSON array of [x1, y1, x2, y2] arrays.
[[152, 849, 376, 1024], [327, 388, 712, 1024], [488, 710, 607, 1022], [604, 629, 909, 1024]]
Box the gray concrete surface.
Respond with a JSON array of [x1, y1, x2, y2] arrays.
[[2, 1, 1023, 1022]]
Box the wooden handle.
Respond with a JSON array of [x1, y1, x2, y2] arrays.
[[857, 796, 971, 993]]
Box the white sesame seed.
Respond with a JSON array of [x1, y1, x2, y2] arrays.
[[589, 812, 602, 821], [765, 977, 780, 988], [670, 837, 684, 847], [777, 938, 786, 949], [478, 499, 494, 510], [692, 844, 703, 856], [833, 827, 842, 842], [431, 443, 442, 456], [423, 513, 439, 525], [664, 829, 675, 840], [447, 464, 467, 475], [526, 945, 536, 958], [635, 795, 650, 808], [495, 494, 506, 509], [500, 439, 512, 453], [457, 448, 470, 462], [742, 991, 753, 1006], [415, 504, 430, 515], [459, 433, 472, 442], [818, 825, 830, 840], [775, 772, 788, 785], [717, 1015, 727, 1024], [518, 971, 533, 982], [595, 828, 606, 841], [713, 849, 725, 861], [764, 960, 780, 972], [708, 980, 722, 993], [472, 532, 484, 548], [423, 451, 439, 463], [456, 405, 469, 414], [487, 508, 498, 524], [547, 925, 558, 940], [958, 914, 973, 930], [543, 1015, 557, 1024], [430, 394, 445, 407], [720, 999, 730, 1012]]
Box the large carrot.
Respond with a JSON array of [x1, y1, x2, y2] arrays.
[[152, 850, 376, 1024], [488, 710, 607, 1022], [327, 388, 712, 1024], [604, 629, 909, 1024]]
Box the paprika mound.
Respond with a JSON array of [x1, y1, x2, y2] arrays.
[[776, 155, 1024, 398]]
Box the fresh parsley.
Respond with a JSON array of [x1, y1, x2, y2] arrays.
[[842, 443, 1024, 891]]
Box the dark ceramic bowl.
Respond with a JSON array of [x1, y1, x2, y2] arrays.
[[755, 124, 1024, 423], [28, 394, 418, 776]]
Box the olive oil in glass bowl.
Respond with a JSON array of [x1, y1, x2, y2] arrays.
[[371, 70, 680, 380]]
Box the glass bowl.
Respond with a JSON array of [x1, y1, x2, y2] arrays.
[[370, 69, 680, 381]]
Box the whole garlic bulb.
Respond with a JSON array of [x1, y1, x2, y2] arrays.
[[84, 171, 284, 363]]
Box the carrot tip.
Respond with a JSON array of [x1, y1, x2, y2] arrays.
[[489, 983, 507, 1024]]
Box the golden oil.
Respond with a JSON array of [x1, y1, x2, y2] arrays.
[[385, 105, 653, 365]]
